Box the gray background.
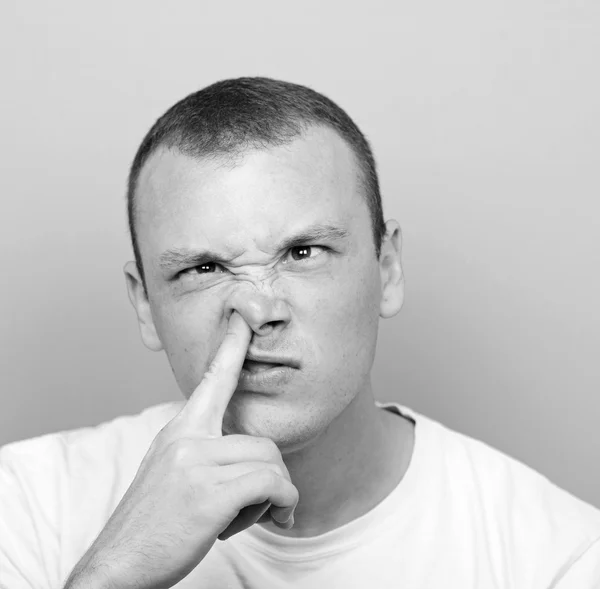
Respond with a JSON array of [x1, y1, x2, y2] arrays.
[[1, 1, 598, 508]]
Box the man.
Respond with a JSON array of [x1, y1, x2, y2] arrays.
[[1, 77, 599, 588]]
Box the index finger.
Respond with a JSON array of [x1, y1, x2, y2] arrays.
[[179, 311, 252, 437]]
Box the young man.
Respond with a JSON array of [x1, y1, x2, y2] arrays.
[[1, 78, 599, 588]]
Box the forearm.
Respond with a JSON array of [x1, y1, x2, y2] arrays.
[[63, 556, 113, 589]]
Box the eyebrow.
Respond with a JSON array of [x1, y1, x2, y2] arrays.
[[158, 223, 350, 272]]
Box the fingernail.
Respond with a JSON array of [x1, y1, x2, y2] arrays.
[[273, 512, 293, 526]]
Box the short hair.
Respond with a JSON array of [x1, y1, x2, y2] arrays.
[[127, 77, 386, 288]]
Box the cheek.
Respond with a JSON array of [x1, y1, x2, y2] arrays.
[[310, 264, 381, 365], [152, 296, 225, 395]]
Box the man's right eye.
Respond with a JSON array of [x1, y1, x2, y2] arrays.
[[179, 263, 225, 278]]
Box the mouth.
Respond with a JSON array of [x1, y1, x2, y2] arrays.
[[243, 353, 300, 370], [242, 359, 286, 374], [238, 357, 298, 391]]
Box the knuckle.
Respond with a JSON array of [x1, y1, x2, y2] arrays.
[[204, 362, 236, 388], [258, 468, 279, 486], [266, 463, 284, 477], [225, 327, 239, 339], [259, 437, 281, 460], [165, 438, 196, 466], [204, 362, 219, 377]]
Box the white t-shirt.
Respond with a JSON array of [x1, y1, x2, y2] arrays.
[[1, 401, 599, 589]]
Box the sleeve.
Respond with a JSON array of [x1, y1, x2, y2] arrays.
[[552, 536, 600, 589], [0, 444, 59, 589]]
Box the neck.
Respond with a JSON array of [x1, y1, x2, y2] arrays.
[[260, 383, 415, 537]]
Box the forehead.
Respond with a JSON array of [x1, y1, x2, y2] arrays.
[[135, 126, 365, 264]]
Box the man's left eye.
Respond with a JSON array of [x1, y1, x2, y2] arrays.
[[284, 245, 327, 263]]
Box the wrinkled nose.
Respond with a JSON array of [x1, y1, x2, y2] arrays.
[[224, 284, 291, 337]]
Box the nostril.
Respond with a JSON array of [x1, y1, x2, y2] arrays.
[[256, 319, 288, 335], [256, 324, 274, 336]]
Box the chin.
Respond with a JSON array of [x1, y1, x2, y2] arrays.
[[221, 393, 331, 453]]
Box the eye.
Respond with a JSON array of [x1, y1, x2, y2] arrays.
[[180, 262, 226, 278], [283, 245, 327, 264]]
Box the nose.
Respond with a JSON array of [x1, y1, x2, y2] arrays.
[[224, 285, 291, 337]]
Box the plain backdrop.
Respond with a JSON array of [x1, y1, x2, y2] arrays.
[[1, 1, 598, 508]]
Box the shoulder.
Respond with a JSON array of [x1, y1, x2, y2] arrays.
[[0, 401, 180, 478], [0, 401, 181, 528], [381, 401, 600, 584], [437, 416, 600, 536]]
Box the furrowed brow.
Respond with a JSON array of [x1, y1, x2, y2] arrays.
[[158, 249, 231, 272], [277, 224, 350, 251], [158, 223, 349, 272]]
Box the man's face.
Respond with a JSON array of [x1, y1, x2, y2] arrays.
[[129, 127, 394, 450]]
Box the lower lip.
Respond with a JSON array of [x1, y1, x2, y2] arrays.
[[237, 365, 296, 391]]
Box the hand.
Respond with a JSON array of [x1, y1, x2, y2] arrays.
[[65, 311, 299, 589]]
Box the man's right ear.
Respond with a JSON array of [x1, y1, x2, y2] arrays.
[[124, 261, 164, 352]]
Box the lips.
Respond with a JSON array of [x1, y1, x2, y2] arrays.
[[244, 352, 300, 369], [242, 360, 284, 374], [237, 361, 296, 391]]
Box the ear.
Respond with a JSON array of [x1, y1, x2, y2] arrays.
[[379, 220, 405, 319], [124, 261, 163, 352]]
